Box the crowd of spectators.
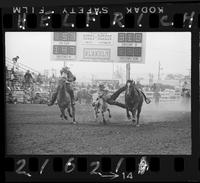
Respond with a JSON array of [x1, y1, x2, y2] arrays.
[[5, 63, 59, 104], [6, 56, 187, 105], [6, 68, 180, 105]]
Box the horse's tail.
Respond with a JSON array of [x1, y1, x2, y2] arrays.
[[140, 91, 151, 104]]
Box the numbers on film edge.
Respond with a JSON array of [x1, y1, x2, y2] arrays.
[[15, 157, 149, 179], [64, 157, 75, 173], [16, 159, 31, 177]]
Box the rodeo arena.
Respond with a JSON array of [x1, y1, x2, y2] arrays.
[[6, 32, 191, 154]]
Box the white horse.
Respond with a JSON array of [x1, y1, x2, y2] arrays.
[[92, 93, 111, 124]]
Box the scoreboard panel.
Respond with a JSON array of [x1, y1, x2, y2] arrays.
[[51, 32, 145, 63], [51, 32, 77, 60], [53, 32, 76, 42], [117, 32, 145, 63]]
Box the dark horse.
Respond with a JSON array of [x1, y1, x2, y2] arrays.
[[125, 80, 151, 126], [57, 81, 76, 123]]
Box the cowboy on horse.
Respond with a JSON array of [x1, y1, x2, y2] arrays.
[[93, 83, 126, 108], [93, 84, 110, 108], [94, 80, 150, 109], [181, 81, 190, 96], [48, 66, 76, 106], [97, 84, 110, 101]]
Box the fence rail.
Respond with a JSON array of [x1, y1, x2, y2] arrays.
[[117, 90, 182, 103], [6, 57, 40, 74]]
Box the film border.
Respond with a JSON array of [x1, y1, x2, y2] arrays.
[[1, 0, 200, 182]]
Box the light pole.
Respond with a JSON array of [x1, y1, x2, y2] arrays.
[[112, 62, 114, 80], [126, 63, 130, 81], [158, 61, 163, 82]]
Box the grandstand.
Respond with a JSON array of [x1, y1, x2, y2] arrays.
[[5, 57, 50, 104], [6, 57, 40, 74]]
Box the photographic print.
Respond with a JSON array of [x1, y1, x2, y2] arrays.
[[5, 32, 191, 154]]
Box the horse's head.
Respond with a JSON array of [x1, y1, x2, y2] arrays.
[[126, 79, 135, 96]]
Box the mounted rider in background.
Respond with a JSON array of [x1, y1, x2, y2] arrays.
[[48, 66, 76, 106], [181, 81, 190, 97]]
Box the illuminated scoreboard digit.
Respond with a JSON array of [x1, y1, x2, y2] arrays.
[[68, 46, 76, 55], [117, 47, 126, 56], [51, 32, 77, 60], [126, 33, 135, 42], [135, 33, 142, 42], [53, 45, 76, 55], [117, 32, 145, 63], [53, 32, 76, 41], [133, 47, 142, 57], [118, 33, 126, 42]]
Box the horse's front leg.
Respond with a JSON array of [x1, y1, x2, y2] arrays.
[[95, 111, 98, 121], [126, 107, 131, 119], [60, 107, 67, 120], [60, 113, 64, 120], [94, 107, 98, 121], [102, 111, 106, 124], [107, 108, 111, 118], [131, 108, 137, 124], [67, 107, 72, 118], [71, 104, 77, 124]]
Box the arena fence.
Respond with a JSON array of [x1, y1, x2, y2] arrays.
[[116, 90, 183, 103]]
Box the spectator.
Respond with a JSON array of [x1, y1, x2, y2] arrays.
[[49, 74, 56, 92], [36, 73, 43, 84], [10, 68, 16, 90], [31, 72, 36, 83], [5, 66, 10, 81], [24, 70, 33, 88], [152, 83, 161, 105], [153, 90, 161, 105], [182, 81, 189, 92], [152, 83, 157, 92], [12, 56, 19, 72]]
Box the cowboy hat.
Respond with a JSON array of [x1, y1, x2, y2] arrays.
[[61, 66, 70, 73]]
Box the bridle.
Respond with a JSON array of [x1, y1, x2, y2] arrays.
[[126, 80, 135, 96]]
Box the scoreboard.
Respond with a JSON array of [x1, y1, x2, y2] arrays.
[[53, 45, 76, 55], [51, 32, 76, 60], [51, 32, 146, 63], [117, 32, 145, 63]]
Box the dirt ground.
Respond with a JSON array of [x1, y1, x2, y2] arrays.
[[6, 102, 191, 155]]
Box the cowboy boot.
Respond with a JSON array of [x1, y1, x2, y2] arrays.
[[70, 89, 75, 105], [71, 98, 75, 105]]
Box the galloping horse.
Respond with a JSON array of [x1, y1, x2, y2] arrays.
[[125, 80, 151, 126], [57, 81, 76, 123]]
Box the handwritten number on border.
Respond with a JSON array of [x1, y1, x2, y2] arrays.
[[90, 161, 100, 175], [65, 157, 75, 173], [115, 158, 124, 173], [40, 159, 49, 174], [16, 159, 31, 177]]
